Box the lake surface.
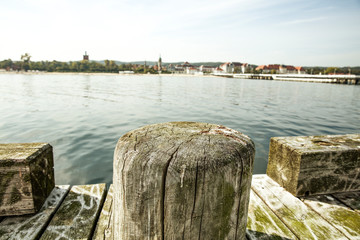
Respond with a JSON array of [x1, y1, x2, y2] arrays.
[[1, 73, 359, 185]]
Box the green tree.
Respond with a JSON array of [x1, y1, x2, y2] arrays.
[[104, 60, 110, 72], [0, 59, 13, 70], [325, 67, 338, 74], [21, 53, 31, 71], [79, 60, 90, 72], [234, 67, 241, 73], [109, 60, 117, 72]]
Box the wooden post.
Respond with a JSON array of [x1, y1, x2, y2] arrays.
[[0, 143, 55, 216], [266, 134, 360, 197], [113, 122, 255, 239]]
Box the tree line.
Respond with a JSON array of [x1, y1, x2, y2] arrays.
[[1, 54, 359, 75], [0, 56, 163, 74]]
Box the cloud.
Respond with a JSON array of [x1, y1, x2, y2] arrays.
[[280, 17, 327, 26]]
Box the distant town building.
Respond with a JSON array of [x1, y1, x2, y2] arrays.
[[213, 67, 224, 74], [219, 62, 250, 73], [158, 55, 162, 73], [83, 51, 89, 61], [167, 64, 175, 72], [255, 64, 304, 74], [199, 65, 215, 73], [241, 63, 250, 74], [174, 61, 196, 73], [295, 66, 306, 74], [186, 67, 198, 74], [220, 62, 234, 73]]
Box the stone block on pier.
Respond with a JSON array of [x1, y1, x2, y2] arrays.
[[266, 134, 360, 197], [0, 143, 55, 216]]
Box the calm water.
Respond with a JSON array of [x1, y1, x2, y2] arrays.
[[0, 73, 359, 185]]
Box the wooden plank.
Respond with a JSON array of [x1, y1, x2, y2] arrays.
[[40, 184, 106, 240], [93, 184, 114, 240], [246, 189, 297, 240], [252, 175, 347, 240], [332, 191, 360, 212], [0, 185, 70, 240], [303, 194, 360, 239]]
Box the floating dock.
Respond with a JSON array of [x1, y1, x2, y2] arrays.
[[0, 175, 359, 239]]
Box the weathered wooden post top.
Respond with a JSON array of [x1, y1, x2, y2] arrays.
[[113, 122, 255, 239], [267, 134, 360, 197], [0, 143, 55, 217]]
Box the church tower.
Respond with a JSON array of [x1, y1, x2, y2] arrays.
[[158, 55, 162, 74], [83, 51, 89, 61]]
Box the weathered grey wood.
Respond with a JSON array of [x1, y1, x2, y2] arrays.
[[252, 175, 347, 239], [246, 190, 297, 240], [113, 122, 255, 239], [93, 184, 114, 240], [266, 134, 360, 196], [0, 185, 70, 240], [332, 191, 360, 212], [0, 143, 55, 216], [40, 184, 106, 240], [303, 194, 360, 239]]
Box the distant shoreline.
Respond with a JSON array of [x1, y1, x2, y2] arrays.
[[0, 71, 216, 78]]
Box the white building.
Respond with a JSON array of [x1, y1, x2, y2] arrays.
[[199, 65, 215, 73], [220, 62, 234, 73], [213, 67, 224, 74], [186, 67, 198, 74]]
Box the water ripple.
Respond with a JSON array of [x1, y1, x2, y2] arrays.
[[0, 73, 359, 185]]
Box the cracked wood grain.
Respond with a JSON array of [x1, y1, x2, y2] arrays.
[[0, 143, 55, 217], [93, 184, 114, 240], [252, 175, 348, 239], [113, 122, 255, 240], [302, 194, 360, 239], [0, 185, 69, 240], [246, 189, 297, 240], [266, 134, 360, 197], [40, 184, 106, 240]]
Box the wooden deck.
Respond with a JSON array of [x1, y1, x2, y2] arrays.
[[0, 175, 359, 240]]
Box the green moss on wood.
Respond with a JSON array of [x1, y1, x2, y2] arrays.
[[0, 228, 6, 236], [0, 160, 15, 167], [9, 187, 22, 205], [209, 181, 235, 238], [0, 171, 16, 206], [23, 173, 31, 182]]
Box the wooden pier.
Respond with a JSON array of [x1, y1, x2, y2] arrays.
[[214, 73, 360, 85], [0, 175, 359, 239], [1, 128, 359, 239]]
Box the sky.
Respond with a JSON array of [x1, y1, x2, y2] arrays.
[[1, 0, 360, 66]]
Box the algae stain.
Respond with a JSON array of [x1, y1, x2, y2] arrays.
[[9, 187, 22, 205], [0, 171, 17, 205], [210, 181, 235, 238]]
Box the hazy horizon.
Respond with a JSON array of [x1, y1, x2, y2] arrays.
[[1, 0, 359, 66]]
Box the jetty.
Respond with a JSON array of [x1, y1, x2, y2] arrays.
[[0, 123, 359, 239], [214, 73, 360, 85], [1, 176, 359, 239]]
